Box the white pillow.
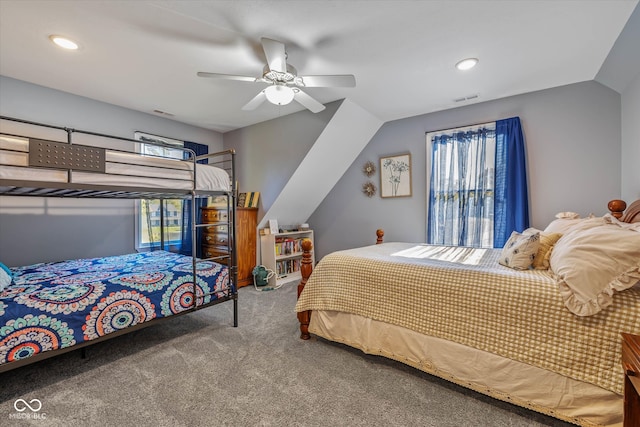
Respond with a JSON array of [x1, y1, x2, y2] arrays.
[[544, 215, 604, 235], [0, 262, 11, 292], [550, 222, 640, 316], [605, 213, 640, 231], [555, 211, 580, 219], [499, 231, 540, 270]]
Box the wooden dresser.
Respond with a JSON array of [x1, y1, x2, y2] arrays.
[[201, 206, 258, 288], [622, 333, 640, 427]]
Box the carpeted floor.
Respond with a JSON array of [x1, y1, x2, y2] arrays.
[[1, 284, 574, 426]]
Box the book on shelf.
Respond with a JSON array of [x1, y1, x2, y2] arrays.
[[276, 259, 301, 277], [246, 191, 260, 208], [274, 237, 306, 256], [237, 192, 247, 207]]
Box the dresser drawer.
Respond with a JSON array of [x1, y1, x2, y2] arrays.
[[202, 245, 229, 264], [204, 224, 228, 233], [203, 232, 229, 246], [202, 208, 228, 223]]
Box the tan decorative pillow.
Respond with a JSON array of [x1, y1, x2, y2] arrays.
[[499, 231, 540, 270], [524, 228, 562, 270], [550, 222, 640, 316]]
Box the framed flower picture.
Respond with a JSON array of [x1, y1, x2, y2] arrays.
[[380, 153, 412, 198]]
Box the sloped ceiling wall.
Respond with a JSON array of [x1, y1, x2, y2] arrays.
[[258, 99, 383, 229]]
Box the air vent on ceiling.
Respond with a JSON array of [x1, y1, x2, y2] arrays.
[[454, 94, 479, 103], [152, 109, 175, 117]]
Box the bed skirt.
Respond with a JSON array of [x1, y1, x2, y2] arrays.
[[309, 310, 622, 427]]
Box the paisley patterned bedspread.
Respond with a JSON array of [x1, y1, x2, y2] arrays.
[[0, 251, 229, 366]]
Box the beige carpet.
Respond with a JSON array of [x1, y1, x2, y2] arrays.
[[0, 284, 573, 426]]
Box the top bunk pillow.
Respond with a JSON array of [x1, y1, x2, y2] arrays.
[[550, 220, 640, 316], [0, 261, 12, 292]]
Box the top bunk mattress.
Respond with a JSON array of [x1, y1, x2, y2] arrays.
[[0, 134, 231, 192]]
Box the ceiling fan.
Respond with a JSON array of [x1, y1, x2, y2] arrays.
[[197, 37, 356, 113]]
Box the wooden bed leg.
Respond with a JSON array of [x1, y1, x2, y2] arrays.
[[80, 348, 87, 359], [376, 229, 384, 244], [297, 239, 313, 340]]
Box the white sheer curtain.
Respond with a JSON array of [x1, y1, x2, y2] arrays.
[[427, 123, 496, 248]]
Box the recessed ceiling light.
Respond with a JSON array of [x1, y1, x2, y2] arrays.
[[49, 35, 79, 50], [455, 58, 478, 71]]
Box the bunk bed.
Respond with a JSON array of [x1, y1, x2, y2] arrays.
[[0, 116, 238, 373], [295, 200, 640, 427]]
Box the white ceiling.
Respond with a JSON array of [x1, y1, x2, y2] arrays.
[[0, 1, 637, 133]]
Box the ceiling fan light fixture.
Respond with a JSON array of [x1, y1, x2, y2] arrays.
[[198, 37, 353, 113], [455, 58, 478, 71], [49, 35, 79, 50], [264, 84, 295, 106]]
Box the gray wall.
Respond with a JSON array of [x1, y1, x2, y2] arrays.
[[1, 76, 633, 266], [223, 100, 341, 219], [0, 76, 224, 266], [621, 71, 640, 202], [308, 80, 623, 259]]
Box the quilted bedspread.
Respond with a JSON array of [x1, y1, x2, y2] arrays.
[[295, 243, 640, 394], [0, 251, 229, 366]]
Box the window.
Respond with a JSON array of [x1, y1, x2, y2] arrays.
[[427, 123, 496, 248], [426, 117, 529, 249], [134, 132, 184, 251]]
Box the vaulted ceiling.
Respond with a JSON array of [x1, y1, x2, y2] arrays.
[[0, 1, 638, 133]]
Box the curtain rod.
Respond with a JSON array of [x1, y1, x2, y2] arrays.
[[424, 116, 517, 136], [424, 120, 495, 136]]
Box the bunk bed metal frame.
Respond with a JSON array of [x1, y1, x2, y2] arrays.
[[0, 115, 238, 373]]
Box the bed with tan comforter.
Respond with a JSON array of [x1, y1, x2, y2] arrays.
[[296, 214, 640, 427]]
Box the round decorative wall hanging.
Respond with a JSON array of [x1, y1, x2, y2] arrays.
[[362, 181, 376, 197], [362, 161, 376, 177]]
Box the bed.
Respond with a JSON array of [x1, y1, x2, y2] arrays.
[[0, 115, 238, 373], [295, 200, 640, 427], [0, 250, 230, 371], [0, 118, 231, 197]]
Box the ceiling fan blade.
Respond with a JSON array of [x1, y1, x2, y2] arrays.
[[261, 37, 287, 73], [241, 90, 267, 111], [296, 74, 356, 88], [197, 72, 258, 83], [293, 89, 325, 113]]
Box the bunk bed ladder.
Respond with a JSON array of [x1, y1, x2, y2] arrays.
[[190, 150, 238, 327]]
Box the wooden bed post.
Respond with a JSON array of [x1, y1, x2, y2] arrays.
[[297, 230, 385, 340], [608, 199, 627, 219], [297, 239, 313, 340]]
